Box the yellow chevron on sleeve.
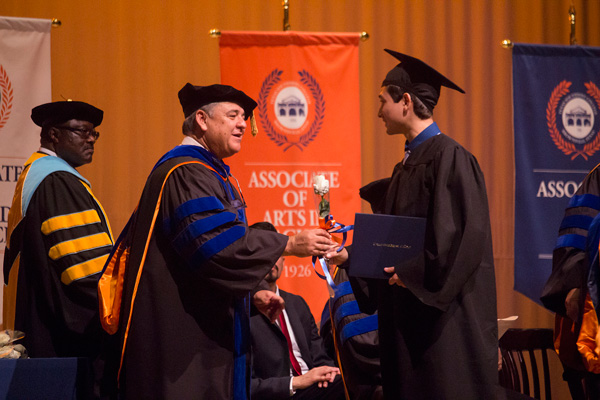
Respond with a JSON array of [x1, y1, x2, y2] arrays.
[[81, 183, 114, 242], [41, 210, 101, 235], [49, 232, 112, 260], [61, 253, 109, 285]]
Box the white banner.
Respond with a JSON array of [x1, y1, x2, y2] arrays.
[[0, 16, 52, 325]]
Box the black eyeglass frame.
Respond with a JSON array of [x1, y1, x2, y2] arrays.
[[56, 126, 100, 140]]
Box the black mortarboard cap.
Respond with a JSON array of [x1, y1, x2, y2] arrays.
[[382, 49, 465, 112], [178, 83, 257, 120], [31, 101, 103, 127]]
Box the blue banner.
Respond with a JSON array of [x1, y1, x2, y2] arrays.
[[513, 43, 600, 305]]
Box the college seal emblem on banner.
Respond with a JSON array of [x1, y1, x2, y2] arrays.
[[0, 65, 13, 131], [547, 80, 600, 160], [258, 68, 325, 151]]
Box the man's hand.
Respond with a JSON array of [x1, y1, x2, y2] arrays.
[[383, 267, 406, 287], [252, 290, 285, 323], [565, 288, 581, 322], [284, 229, 335, 258], [324, 247, 348, 266], [292, 366, 340, 390]]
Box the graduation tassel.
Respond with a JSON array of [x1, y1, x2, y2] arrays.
[[250, 111, 258, 137]]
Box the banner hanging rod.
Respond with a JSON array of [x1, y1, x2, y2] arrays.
[[501, 3, 578, 49], [208, 29, 369, 41], [283, 0, 291, 31], [208, 1, 369, 41], [569, 3, 577, 45]]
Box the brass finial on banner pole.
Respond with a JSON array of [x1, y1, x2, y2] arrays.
[[209, 29, 221, 38], [569, 3, 577, 45], [501, 2, 579, 49], [51, 18, 61, 27], [283, 0, 291, 31]]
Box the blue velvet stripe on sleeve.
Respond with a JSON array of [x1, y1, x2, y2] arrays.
[[175, 197, 224, 221], [164, 197, 225, 236], [332, 281, 353, 298], [559, 215, 594, 231], [555, 233, 587, 251], [172, 212, 238, 255], [189, 225, 246, 266], [333, 301, 361, 325], [567, 194, 600, 210], [339, 315, 378, 346]]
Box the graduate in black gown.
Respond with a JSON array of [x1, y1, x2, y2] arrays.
[[327, 49, 498, 399]]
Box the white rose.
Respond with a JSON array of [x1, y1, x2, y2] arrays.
[[313, 175, 329, 196]]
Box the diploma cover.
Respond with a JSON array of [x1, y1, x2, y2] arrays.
[[349, 213, 426, 279]]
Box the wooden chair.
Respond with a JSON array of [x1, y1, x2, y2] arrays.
[[499, 328, 555, 400]]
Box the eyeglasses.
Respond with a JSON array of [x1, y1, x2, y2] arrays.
[[57, 126, 100, 140]]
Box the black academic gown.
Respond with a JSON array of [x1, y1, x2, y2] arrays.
[[540, 163, 600, 394], [115, 150, 288, 400], [4, 153, 112, 359], [351, 133, 498, 400], [541, 163, 600, 315]]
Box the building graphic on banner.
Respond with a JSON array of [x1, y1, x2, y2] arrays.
[[277, 94, 306, 119], [258, 68, 325, 152], [547, 80, 600, 160]]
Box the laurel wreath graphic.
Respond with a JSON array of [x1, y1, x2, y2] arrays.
[[258, 68, 325, 151], [546, 80, 578, 159], [547, 80, 600, 160], [0, 65, 14, 130], [258, 69, 285, 145], [297, 70, 325, 150], [583, 81, 600, 159]]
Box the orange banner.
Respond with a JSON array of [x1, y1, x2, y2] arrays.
[[220, 31, 361, 320]]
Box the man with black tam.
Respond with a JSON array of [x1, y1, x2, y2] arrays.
[[327, 50, 499, 399], [3, 100, 112, 392], [106, 83, 336, 399]]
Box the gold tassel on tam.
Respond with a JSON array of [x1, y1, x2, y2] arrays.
[[250, 111, 258, 137]]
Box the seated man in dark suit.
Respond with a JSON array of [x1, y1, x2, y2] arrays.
[[249, 222, 345, 400]]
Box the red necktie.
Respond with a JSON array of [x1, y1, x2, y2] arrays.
[[278, 313, 302, 376]]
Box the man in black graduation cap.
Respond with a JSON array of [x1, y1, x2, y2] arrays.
[[327, 50, 499, 399], [109, 83, 336, 400], [3, 100, 112, 392]]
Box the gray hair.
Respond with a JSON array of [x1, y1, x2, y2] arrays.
[[181, 102, 219, 135]]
